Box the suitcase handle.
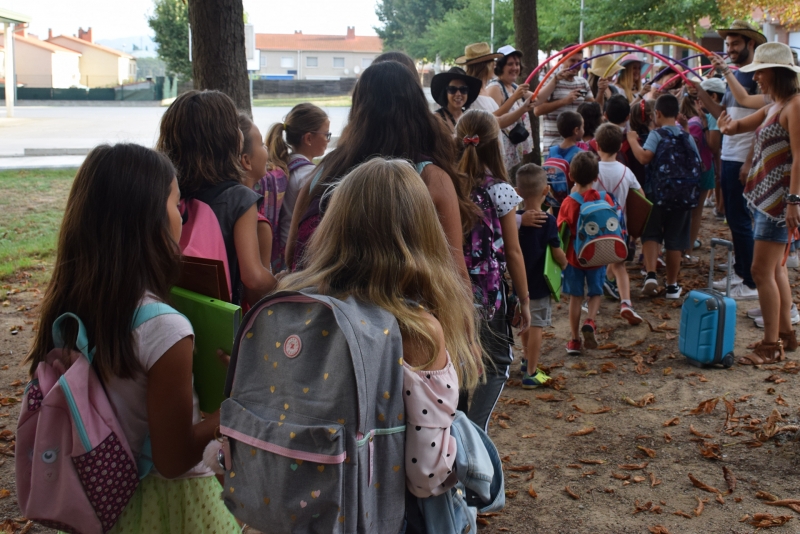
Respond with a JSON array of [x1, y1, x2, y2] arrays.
[[709, 239, 734, 296]]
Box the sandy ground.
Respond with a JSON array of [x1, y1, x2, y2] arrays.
[[1, 209, 800, 534]]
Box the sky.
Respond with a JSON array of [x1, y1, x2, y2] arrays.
[[11, 0, 382, 41]]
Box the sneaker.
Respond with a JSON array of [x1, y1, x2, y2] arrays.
[[748, 303, 799, 320], [603, 277, 620, 301], [581, 300, 589, 314], [755, 313, 800, 328], [582, 319, 598, 349], [620, 303, 643, 325], [693, 239, 702, 250], [522, 369, 551, 389], [683, 255, 699, 266], [519, 357, 527, 369], [665, 284, 683, 299], [716, 261, 729, 272], [657, 257, 667, 269], [787, 253, 799, 269], [704, 197, 715, 208], [729, 283, 759, 300], [566, 338, 582, 356], [712, 273, 743, 289], [714, 209, 725, 220], [641, 274, 659, 297]]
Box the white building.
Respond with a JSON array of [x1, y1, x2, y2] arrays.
[[0, 28, 80, 88], [48, 27, 136, 88]]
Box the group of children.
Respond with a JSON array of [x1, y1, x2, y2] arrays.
[[19, 51, 712, 531]]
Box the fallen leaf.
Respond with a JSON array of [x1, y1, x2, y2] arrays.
[[527, 484, 537, 499], [0, 489, 9, 499], [581, 470, 598, 477], [600, 362, 617, 373], [663, 367, 672, 376], [694, 496, 709, 516], [598, 343, 618, 350], [689, 397, 719, 415], [662, 417, 680, 427], [699, 441, 722, 460], [637, 445, 656, 458], [590, 406, 612, 414], [476, 517, 490, 526], [569, 426, 596, 437], [498, 420, 510, 429], [766, 374, 787, 384], [716, 493, 725, 504], [508, 464, 536, 472], [526, 470, 535, 481], [619, 462, 649, 470], [748, 513, 792, 528], [756, 491, 780, 502], [648, 526, 671, 534], [722, 466, 736, 494], [673, 510, 692, 518], [579, 459, 605, 465], [688, 473, 721, 494], [623, 393, 655, 407], [650, 472, 662, 487], [564, 485, 580, 500], [536, 393, 558, 402], [505, 490, 517, 499], [611, 473, 631, 480], [664, 433, 672, 443], [633, 499, 653, 514], [521, 433, 536, 439], [689, 424, 713, 438], [566, 414, 580, 422], [776, 395, 788, 406], [632, 476, 646, 483]]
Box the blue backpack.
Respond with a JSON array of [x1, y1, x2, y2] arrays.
[[543, 145, 581, 207], [569, 191, 627, 268], [646, 127, 702, 210]]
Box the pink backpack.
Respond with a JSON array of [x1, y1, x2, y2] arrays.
[[16, 304, 180, 534], [179, 182, 238, 301]]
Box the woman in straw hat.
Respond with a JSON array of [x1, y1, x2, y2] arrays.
[[587, 54, 623, 107], [455, 42, 535, 132], [616, 54, 650, 103], [718, 42, 800, 365], [430, 66, 482, 134]]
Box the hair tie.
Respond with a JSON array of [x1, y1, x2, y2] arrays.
[[283, 123, 287, 131], [463, 135, 480, 146]]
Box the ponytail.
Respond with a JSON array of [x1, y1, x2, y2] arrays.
[[265, 122, 290, 176]]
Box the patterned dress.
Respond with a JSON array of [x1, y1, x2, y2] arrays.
[[743, 99, 796, 222], [486, 80, 534, 171]]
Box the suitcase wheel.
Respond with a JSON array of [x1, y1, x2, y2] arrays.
[[722, 353, 734, 369]]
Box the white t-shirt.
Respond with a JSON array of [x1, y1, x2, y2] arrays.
[[471, 95, 500, 113], [280, 155, 316, 244], [487, 181, 522, 217], [106, 293, 213, 480], [594, 161, 639, 215]]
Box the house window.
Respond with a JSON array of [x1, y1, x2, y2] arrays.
[[361, 58, 373, 69], [280, 56, 294, 68], [306, 56, 318, 67], [260, 54, 267, 68], [333, 57, 345, 68]]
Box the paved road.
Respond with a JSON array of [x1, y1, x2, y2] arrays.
[[0, 106, 351, 170]]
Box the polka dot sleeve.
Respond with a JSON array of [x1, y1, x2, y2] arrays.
[[487, 182, 524, 218], [403, 353, 459, 498]]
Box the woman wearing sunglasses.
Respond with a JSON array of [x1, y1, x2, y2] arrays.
[[431, 67, 482, 134]]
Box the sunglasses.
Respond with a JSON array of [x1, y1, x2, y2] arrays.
[[446, 86, 470, 95]]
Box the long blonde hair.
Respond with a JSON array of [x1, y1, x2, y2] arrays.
[[279, 158, 482, 389], [616, 66, 642, 102]]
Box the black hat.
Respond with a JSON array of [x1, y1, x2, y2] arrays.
[[430, 67, 483, 109]]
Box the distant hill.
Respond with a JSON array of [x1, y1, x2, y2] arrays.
[[96, 35, 158, 58]]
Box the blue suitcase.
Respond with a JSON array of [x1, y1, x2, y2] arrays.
[[678, 238, 736, 368]]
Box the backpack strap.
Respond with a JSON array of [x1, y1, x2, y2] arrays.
[[287, 157, 314, 173], [192, 180, 240, 205], [52, 313, 94, 363], [309, 166, 326, 192], [416, 161, 432, 175], [569, 192, 585, 205]]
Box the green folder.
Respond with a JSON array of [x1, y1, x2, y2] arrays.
[[544, 223, 570, 302], [170, 286, 241, 413]]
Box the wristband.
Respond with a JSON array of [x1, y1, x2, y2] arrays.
[[786, 194, 800, 205]]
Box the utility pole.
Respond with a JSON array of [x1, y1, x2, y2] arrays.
[[579, 0, 585, 44], [490, 0, 495, 51]]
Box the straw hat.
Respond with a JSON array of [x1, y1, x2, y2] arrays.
[[430, 67, 483, 108], [717, 20, 767, 46], [455, 42, 504, 65], [588, 55, 624, 78], [739, 42, 800, 73]]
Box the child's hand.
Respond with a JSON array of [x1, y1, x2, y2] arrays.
[[597, 77, 610, 93], [521, 209, 547, 227], [516, 300, 531, 334], [626, 130, 640, 145], [216, 349, 231, 368], [677, 113, 688, 130]]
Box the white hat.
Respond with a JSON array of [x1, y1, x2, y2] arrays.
[[739, 42, 800, 73], [700, 77, 727, 94], [496, 45, 522, 57]]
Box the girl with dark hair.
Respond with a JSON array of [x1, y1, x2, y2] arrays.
[[285, 60, 475, 279], [577, 101, 602, 143], [455, 109, 531, 432], [26, 144, 240, 532], [157, 90, 276, 305]]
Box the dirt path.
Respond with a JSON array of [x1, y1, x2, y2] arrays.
[[1, 212, 800, 534]]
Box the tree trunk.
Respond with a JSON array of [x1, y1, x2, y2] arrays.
[[514, 0, 541, 163], [188, 0, 251, 114]]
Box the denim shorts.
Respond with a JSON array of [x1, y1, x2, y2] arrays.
[[528, 295, 552, 328], [751, 207, 788, 243], [562, 264, 606, 298]]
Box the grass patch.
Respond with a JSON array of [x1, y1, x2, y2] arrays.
[[0, 168, 75, 279], [252, 95, 351, 108]]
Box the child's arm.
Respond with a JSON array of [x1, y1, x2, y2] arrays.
[[147, 336, 219, 479], [552, 246, 568, 270], [284, 181, 311, 267], [500, 211, 531, 332], [626, 130, 654, 165], [234, 205, 278, 300], [402, 313, 458, 498], [257, 221, 273, 271]]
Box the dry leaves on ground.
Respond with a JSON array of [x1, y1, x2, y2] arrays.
[[688, 473, 721, 494], [688, 397, 718, 415], [748, 513, 793, 528]]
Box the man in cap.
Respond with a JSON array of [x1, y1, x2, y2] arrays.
[[691, 21, 767, 301]]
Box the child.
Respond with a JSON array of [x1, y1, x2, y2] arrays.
[[544, 111, 585, 218], [456, 109, 531, 431], [698, 78, 725, 219], [264, 103, 329, 269], [557, 151, 615, 355], [577, 101, 602, 144], [516, 164, 567, 388], [627, 94, 702, 299], [157, 90, 276, 306], [25, 144, 239, 532], [238, 113, 273, 274], [593, 123, 644, 325], [277, 158, 481, 497]]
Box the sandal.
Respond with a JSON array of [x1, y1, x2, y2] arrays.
[[780, 331, 798, 352], [738, 341, 784, 365]]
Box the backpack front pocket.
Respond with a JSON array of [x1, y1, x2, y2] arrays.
[[220, 399, 347, 533]]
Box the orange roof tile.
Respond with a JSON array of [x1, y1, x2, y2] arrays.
[[256, 32, 382, 53], [47, 34, 133, 59], [0, 32, 81, 55]]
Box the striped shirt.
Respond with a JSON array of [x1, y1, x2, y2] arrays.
[[541, 75, 592, 152]]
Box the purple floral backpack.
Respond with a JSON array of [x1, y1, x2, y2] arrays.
[[464, 174, 506, 319]]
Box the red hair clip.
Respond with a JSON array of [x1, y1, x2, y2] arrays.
[[463, 135, 480, 146]]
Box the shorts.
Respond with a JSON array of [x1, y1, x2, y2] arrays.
[[529, 295, 552, 328], [751, 207, 788, 244], [562, 264, 606, 298], [700, 168, 716, 191], [641, 205, 691, 251]]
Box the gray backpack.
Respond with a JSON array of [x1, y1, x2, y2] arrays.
[[220, 290, 406, 533]]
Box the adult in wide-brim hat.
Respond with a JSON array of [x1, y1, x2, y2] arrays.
[[431, 67, 482, 109], [455, 42, 503, 66], [717, 20, 767, 46], [739, 42, 800, 74]]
